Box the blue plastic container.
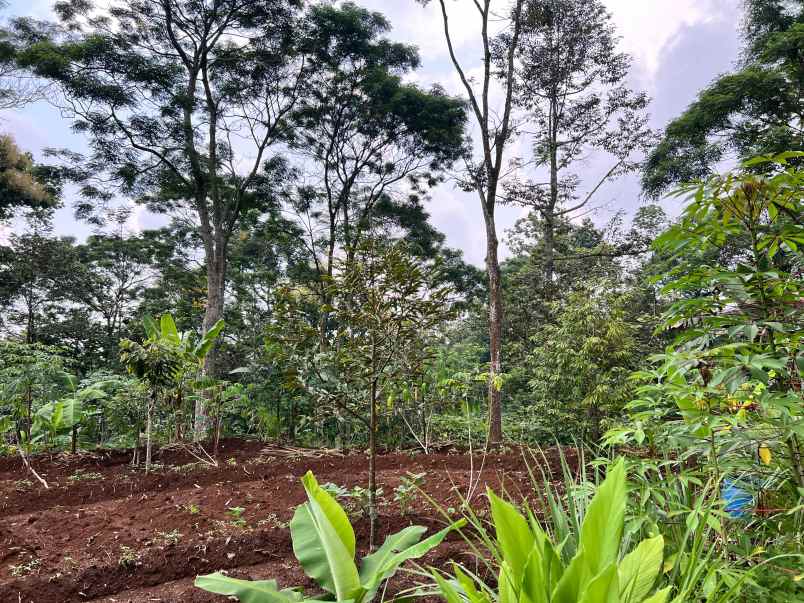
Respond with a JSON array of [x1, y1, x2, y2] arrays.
[[722, 478, 753, 518]]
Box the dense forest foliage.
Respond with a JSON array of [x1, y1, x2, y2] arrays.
[[0, 0, 802, 601]]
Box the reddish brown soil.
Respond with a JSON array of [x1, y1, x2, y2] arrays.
[[0, 439, 575, 603]]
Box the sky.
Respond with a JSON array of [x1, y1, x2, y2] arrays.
[[1, 0, 743, 265]]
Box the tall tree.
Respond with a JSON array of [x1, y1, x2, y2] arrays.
[[290, 2, 465, 339], [0, 220, 79, 344], [642, 0, 804, 196], [419, 0, 525, 445], [74, 232, 160, 365], [18, 0, 305, 437], [507, 0, 653, 286]]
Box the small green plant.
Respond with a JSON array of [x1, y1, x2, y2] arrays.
[[227, 506, 247, 528], [117, 545, 140, 568], [9, 557, 40, 577], [184, 502, 200, 515], [14, 479, 33, 491], [196, 470, 463, 602], [67, 469, 103, 482], [393, 472, 426, 515], [156, 529, 182, 546], [434, 459, 672, 603], [227, 456, 237, 466], [321, 481, 350, 499], [256, 512, 289, 529], [349, 485, 384, 518]]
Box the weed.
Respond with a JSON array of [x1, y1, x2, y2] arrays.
[[183, 502, 201, 515], [394, 472, 426, 515], [349, 485, 384, 518], [321, 481, 350, 499], [226, 457, 237, 466], [118, 545, 140, 568], [67, 469, 103, 482], [226, 505, 247, 528], [14, 479, 33, 492], [171, 462, 203, 474], [256, 512, 289, 529], [10, 557, 40, 577], [155, 529, 182, 546]]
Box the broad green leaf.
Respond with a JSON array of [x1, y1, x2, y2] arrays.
[[194, 319, 225, 359], [360, 525, 427, 584], [61, 397, 83, 429], [619, 535, 664, 603], [498, 561, 517, 603], [580, 460, 626, 576], [522, 547, 549, 603], [642, 586, 671, 603], [488, 488, 535, 583], [433, 571, 466, 603], [291, 472, 360, 600], [194, 574, 304, 603], [361, 521, 464, 596], [578, 563, 619, 603], [552, 548, 590, 603], [301, 471, 355, 556], [454, 565, 491, 603], [143, 314, 159, 339], [160, 313, 180, 345]]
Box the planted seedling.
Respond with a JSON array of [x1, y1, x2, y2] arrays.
[[67, 469, 103, 482], [10, 556, 40, 577], [226, 506, 247, 528], [184, 502, 201, 515], [349, 485, 384, 519], [117, 545, 140, 569], [155, 529, 182, 546], [393, 472, 426, 515]]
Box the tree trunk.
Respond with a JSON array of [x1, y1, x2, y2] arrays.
[[71, 425, 77, 454], [368, 378, 378, 550], [195, 244, 226, 441], [485, 204, 504, 447], [545, 105, 559, 287], [145, 394, 154, 473]]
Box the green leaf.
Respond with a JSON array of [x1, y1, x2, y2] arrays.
[[143, 314, 159, 339], [580, 459, 626, 576], [361, 521, 465, 596], [290, 472, 360, 600], [578, 564, 619, 603], [487, 488, 535, 583], [61, 397, 83, 429], [160, 313, 180, 345], [193, 574, 304, 603], [194, 319, 225, 360], [642, 586, 671, 603], [552, 549, 590, 603], [619, 535, 664, 603], [433, 571, 466, 603]]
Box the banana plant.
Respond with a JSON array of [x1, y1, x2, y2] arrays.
[[433, 459, 671, 603], [195, 470, 465, 602], [32, 380, 107, 450]]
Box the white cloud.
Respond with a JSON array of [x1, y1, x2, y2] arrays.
[[603, 0, 738, 85]]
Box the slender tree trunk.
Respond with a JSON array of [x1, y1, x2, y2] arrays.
[[145, 394, 154, 473], [368, 377, 378, 550], [485, 203, 504, 446], [25, 385, 32, 443]]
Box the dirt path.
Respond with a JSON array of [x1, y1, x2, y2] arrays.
[[0, 440, 573, 603]]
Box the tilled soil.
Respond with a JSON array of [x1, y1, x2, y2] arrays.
[[0, 440, 575, 603]]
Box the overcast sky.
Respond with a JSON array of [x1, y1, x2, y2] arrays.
[[1, 0, 743, 265]]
